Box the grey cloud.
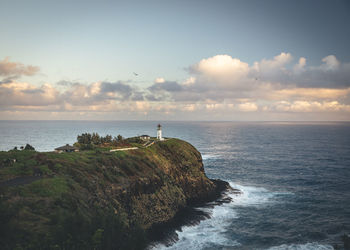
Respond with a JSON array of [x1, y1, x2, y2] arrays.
[[131, 91, 145, 101], [21, 89, 44, 94], [56, 80, 80, 86], [100, 81, 132, 93], [248, 65, 350, 89], [148, 81, 183, 92], [145, 94, 164, 101], [0, 76, 15, 85], [291, 64, 350, 88], [59, 81, 143, 106], [98, 81, 136, 101]]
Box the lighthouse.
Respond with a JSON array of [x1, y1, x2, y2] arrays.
[[157, 124, 164, 141]]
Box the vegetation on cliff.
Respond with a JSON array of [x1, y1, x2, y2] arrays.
[[0, 138, 227, 250]]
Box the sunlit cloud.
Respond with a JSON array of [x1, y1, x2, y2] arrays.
[[154, 77, 165, 83], [237, 102, 258, 112], [1, 53, 350, 120], [0, 57, 40, 82]]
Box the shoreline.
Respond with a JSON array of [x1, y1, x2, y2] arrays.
[[146, 179, 241, 248]]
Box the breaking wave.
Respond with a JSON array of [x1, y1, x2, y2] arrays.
[[201, 154, 221, 160], [266, 242, 334, 250], [152, 182, 293, 249]]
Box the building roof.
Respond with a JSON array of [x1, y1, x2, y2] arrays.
[[140, 135, 150, 137], [55, 144, 76, 150]]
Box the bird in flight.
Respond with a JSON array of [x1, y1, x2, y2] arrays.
[[133, 72, 139, 76]]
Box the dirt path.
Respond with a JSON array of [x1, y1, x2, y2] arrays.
[[110, 147, 139, 152]]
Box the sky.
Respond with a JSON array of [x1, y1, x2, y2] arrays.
[[1, 0, 350, 121]]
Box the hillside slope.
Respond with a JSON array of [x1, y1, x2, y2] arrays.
[[0, 138, 229, 250]]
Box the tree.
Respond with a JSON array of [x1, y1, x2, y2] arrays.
[[117, 135, 123, 142], [24, 144, 35, 151], [77, 133, 92, 144], [92, 133, 101, 145], [104, 135, 112, 144], [111, 137, 118, 146]]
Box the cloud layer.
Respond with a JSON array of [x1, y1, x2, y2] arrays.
[[1, 54, 350, 120]]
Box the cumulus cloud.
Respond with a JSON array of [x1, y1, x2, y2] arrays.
[[321, 55, 340, 71], [0, 57, 40, 80], [190, 55, 250, 80], [253, 52, 292, 73], [0, 82, 59, 106], [293, 57, 307, 73]]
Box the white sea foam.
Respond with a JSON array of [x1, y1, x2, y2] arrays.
[[201, 154, 220, 160], [228, 182, 276, 206], [152, 203, 240, 250], [228, 182, 293, 206], [152, 182, 287, 250], [266, 242, 334, 250]]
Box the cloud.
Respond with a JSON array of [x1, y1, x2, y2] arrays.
[[61, 81, 142, 106], [182, 76, 196, 85], [190, 54, 250, 81], [237, 102, 258, 112], [321, 55, 340, 71], [0, 57, 40, 80], [144, 53, 350, 116], [1, 52, 350, 120], [155, 77, 165, 83], [148, 81, 183, 93], [272, 100, 350, 112], [269, 88, 350, 101], [293, 57, 306, 73], [253, 52, 293, 73], [0, 82, 59, 106]]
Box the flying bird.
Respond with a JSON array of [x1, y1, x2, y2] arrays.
[[133, 72, 139, 76]]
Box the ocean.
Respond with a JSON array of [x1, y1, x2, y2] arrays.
[[0, 120, 349, 249]]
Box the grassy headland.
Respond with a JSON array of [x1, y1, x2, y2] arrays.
[[0, 137, 229, 250]]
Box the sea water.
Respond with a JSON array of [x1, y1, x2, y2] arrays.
[[0, 121, 349, 249]]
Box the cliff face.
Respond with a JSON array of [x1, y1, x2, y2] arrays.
[[0, 139, 227, 249], [118, 139, 217, 229]]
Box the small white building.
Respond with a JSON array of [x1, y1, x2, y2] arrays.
[[139, 135, 150, 140], [157, 124, 164, 141]]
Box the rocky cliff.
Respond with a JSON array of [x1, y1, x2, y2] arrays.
[[0, 138, 229, 249]]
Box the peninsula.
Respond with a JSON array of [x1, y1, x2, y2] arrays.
[[0, 135, 230, 249]]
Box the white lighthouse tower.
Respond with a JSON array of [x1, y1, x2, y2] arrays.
[[157, 124, 164, 141]]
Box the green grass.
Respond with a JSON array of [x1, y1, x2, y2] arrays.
[[25, 177, 69, 198]]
